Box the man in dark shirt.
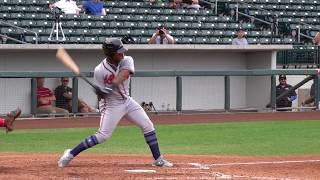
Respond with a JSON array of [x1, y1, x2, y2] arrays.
[[276, 75, 297, 111], [55, 77, 95, 113]]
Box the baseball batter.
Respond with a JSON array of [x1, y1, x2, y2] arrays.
[[58, 38, 173, 168], [0, 107, 21, 133]]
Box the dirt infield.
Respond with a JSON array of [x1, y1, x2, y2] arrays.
[[1, 154, 320, 180], [2, 111, 320, 179]]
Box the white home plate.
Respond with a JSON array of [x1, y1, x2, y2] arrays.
[[125, 170, 156, 173]]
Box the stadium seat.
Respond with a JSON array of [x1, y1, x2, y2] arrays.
[[24, 35, 37, 43], [195, 36, 210, 44], [36, 20, 52, 28], [1, 27, 16, 34], [81, 21, 94, 28], [5, 19, 20, 26], [247, 38, 258, 44], [75, 28, 90, 36], [209, 37, 220, 44], [95, 21, 109, 28], [9, 13, 24, 20], [130, 29, 148, 37], [0, 13, 9, 19], [84, 36, 99, 44], [21, 20, 36, 27], [136, 22, 150, 28], [104, 1, 118, 8], [180, 37, 195, 44], [259, 37, 270, 44], [109, 21, 123, 28], [138, 36, 150, 44]]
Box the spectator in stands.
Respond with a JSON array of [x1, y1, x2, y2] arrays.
[[169, 0, 183, 9], [313, 32, 320, 45], [0, 36, 7, 44], [302, 78, 317, 107], [271, 15, 279, 36], [186, 0, 201, 10], [232, 29, 248, 45], [55, 77, 95, 113], [276, 75, 297, 111], [81, 0, 106, 16], [149, 25, 175, 44], [36, 77, 69, 115], [49, 0, 81, 15]]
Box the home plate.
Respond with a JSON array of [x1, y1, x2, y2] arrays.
[[125, 170, 156, 173]]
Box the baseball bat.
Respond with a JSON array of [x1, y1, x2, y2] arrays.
[[56, 47, 112, 93]]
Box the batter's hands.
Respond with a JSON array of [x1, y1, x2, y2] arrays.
[[93, 85, 113, 99]]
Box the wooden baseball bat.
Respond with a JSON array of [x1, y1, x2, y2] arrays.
[[56, 47, 80, 75], [56, 47, 111, 92]]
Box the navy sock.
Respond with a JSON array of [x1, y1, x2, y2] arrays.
[[144, 131, 161, 160], [70, 135, 99, 157]]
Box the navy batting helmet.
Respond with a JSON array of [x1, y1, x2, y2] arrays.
[[102, 38, 128, 57]]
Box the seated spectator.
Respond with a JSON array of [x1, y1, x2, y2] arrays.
[[55, 77, 95, 113], [148, 25, 175, 44], [169, 0, 183, 9], [0, 36, 7, 44], [36, 77, 69, 115], [81, 0, 106, 16], [186, 0, 201, 10], [49, 0, 81, 15], [232, 29, 248, 45], [313, 32, 320, 45]]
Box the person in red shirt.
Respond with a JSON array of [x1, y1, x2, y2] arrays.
[[36, 77, 69, 116]]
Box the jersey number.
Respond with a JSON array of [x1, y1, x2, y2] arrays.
[[104, 74, 115, 85]]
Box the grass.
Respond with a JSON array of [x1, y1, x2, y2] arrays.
[[1, 120, 320, 156]]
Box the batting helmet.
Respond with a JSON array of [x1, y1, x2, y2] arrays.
[[102, 38, 128, 57]]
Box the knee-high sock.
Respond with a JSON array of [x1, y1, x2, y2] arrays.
[[0, 118, 5, 127], [70, 135, 99, 157], [144, 131, 161, 160]]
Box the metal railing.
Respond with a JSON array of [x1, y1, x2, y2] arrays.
[[0, 20, 38, 44], [233, 2, 277, 39], [296, 21, 320, 44]]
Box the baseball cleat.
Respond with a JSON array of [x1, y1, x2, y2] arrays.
[[153, 156, 173, 167], [5, 107, 22, 133], [58, 149, 74, 168]]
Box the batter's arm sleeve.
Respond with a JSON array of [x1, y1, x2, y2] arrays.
[[112, 69, 131, 86]]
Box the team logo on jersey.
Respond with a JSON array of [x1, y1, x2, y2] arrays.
[[104, 74, 115, 85]]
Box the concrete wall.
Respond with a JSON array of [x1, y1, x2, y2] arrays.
[[0, 44, 292, 114]]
